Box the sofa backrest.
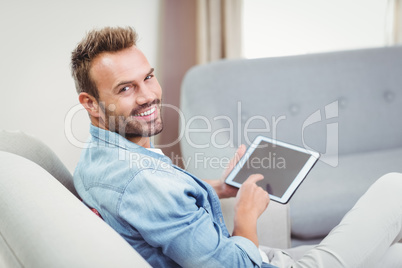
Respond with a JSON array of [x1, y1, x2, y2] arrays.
[[180, 46, 402, 179], [0, 130, 78, 197]]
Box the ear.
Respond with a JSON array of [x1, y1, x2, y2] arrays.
[[79, 92, 101, 118]]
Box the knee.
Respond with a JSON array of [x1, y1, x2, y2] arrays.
[[378, 172, 402, 183], [375, 172, 402, 193]]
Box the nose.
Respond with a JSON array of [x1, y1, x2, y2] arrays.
[[136, 83, 155, 105]]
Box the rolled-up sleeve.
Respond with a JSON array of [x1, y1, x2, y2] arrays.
[[118, 168, 263, 267]]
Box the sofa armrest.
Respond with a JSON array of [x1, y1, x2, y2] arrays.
[[0, 151, 150, 268], [220, 198, 291, 249]]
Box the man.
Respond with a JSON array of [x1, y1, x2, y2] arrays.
[[72, 27, 402, 267], [72, 26, 271, 267]]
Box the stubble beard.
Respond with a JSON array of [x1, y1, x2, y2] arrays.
[[101, 101, 164, 138]]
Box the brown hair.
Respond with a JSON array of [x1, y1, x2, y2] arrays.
[[71, 26, 138, 100]]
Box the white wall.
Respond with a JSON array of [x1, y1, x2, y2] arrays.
[[243, 0, 391, 58], [0, 0, 161, 172]]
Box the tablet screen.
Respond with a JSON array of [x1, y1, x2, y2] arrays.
[[225, 136, 319, 203], [232, 140, 311, 196]]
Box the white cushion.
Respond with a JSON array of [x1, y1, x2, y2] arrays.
[[0, 151, 150, 268]]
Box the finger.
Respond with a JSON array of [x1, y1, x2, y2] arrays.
[[246, 174, 264, 184], [232, 145, 246, 165], [236, 144, 246, 158], [226, 145, 247, 172]]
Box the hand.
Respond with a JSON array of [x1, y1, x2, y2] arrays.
[[204, 145, 247, 199], [232, 174, 270, 247], [234, 174, 270, 219], [221, 145, 247, 198]]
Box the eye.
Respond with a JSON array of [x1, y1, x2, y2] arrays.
[[119, 86, 131, 93], [145, 74, 154, 80]]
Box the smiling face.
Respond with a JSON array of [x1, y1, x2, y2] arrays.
[[84, 46, 163, 147]]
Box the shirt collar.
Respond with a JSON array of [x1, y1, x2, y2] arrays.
[[89, 124, 142, 151], [89, 124, 170, 163]]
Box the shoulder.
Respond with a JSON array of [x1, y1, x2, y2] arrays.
[[74, 144, 181, 192]]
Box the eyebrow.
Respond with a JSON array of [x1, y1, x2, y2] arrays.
[[113, 68, 155, 91]]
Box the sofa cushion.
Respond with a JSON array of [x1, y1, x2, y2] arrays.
[[0, 234, 20, 268], [290, 147, 402, 241]]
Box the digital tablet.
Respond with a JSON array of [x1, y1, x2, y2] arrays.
[[225, 136, 320, 204]]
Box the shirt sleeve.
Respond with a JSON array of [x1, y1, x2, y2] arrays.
[[118, 168, 263, 267]]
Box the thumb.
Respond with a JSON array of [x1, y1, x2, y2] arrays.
[[223, 145, 247, 178], [231, 145, 246, 168]]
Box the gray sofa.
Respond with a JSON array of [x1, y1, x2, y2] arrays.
[[180, 46, 402, 247], [0, 130, 150, 267]]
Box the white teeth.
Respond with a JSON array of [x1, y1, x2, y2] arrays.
[[135, 107, 156, 117]]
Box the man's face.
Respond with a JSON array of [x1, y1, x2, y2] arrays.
[[90, 46, 163, 139]]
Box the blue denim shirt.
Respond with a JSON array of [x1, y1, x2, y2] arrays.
[[74, 125, 276, 268]]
